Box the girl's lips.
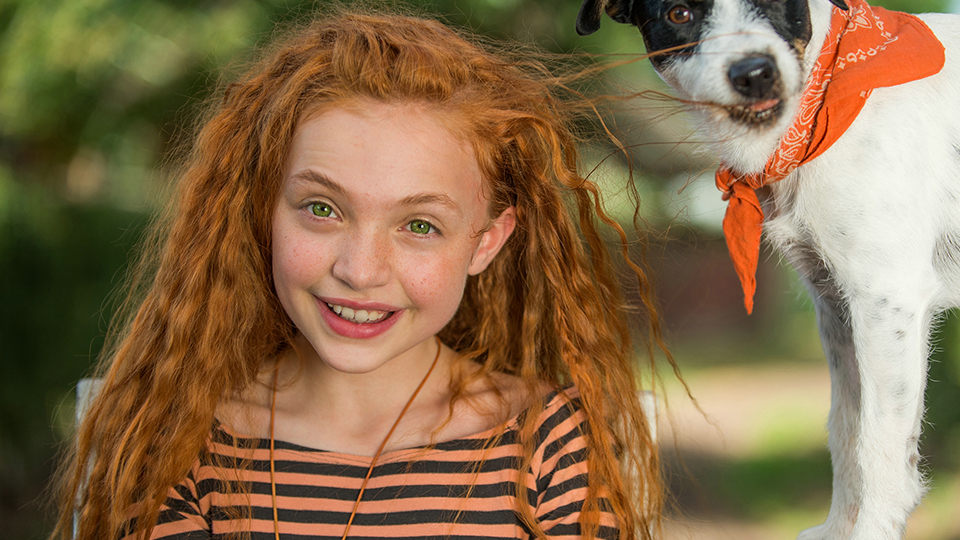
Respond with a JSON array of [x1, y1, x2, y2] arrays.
[[317, 297, 403, 339]]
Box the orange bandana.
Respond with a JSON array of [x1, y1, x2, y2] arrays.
[[715, 0, 944, 313]]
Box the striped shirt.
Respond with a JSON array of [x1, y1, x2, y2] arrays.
[[145, 386, 617, 539]]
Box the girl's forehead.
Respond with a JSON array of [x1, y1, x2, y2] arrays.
[[292, 101, 473, 168], [285, 102, 491, 215]]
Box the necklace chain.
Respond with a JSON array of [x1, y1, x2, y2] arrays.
[[269, 337, 442, 540]]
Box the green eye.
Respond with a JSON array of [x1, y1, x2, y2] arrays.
[[309, 203, 334, 218], [408, 220, 435, 235]]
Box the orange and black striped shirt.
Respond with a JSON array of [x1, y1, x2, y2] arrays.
[[144, 386, 616, 539]]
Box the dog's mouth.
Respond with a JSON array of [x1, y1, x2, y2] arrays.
[[724, 98, 783, 126]]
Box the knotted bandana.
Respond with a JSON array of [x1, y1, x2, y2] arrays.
[[715, 0, 944, 313]]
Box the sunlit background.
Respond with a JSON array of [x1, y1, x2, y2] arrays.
[[1, 0, 958, 538]]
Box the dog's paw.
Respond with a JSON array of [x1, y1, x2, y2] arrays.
[[797, 523, 830, 540], [798, 520, 854, 540]]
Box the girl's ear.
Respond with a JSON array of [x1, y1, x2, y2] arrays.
[[467, 206, 516, 276]]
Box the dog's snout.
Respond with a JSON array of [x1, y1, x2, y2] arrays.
[[728, 56, 779, 99]]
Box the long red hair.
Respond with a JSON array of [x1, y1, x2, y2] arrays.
[[52, 8, 671, 540]]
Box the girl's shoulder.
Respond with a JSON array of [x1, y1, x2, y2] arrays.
[[515, 383, 583, 428], [514, 384, 588, 452]]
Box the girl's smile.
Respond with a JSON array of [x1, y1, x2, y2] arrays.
[[318, 296, 402, 339], [272, 101, 515, 376]]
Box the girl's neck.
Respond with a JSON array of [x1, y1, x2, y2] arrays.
[[220, 336, 537, 456], [267, 335, 454, 455]]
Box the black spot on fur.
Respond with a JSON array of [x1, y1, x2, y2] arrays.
[[894, 381, 909, 400], [628, 0, 715, 70], [746, 0, 812, 56]]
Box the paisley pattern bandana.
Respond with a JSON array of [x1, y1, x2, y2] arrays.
[[714, 0, 944, 313]]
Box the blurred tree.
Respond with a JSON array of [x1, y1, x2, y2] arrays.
[[0, 180, 147, 539], [925, 311, 960, 470]]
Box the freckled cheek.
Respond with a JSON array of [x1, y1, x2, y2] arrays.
[[272, 229, 334, 289], [398, 249, 474, 314]]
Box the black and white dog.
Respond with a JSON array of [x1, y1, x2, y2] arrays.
[[576, 0, 960, 538]]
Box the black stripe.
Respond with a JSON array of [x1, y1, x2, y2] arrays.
[[214, 534, 522, 540], [272, 480, 522, 500], [239, 504, 523, 527]]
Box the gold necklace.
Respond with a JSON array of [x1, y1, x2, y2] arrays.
[[269, 337, 442, 540]]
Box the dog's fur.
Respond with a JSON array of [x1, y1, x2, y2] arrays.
[[576, 0, 960, 538]]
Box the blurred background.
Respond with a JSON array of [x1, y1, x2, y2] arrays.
[[1, 0, 958, 538]]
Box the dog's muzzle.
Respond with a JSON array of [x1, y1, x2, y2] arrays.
[[724, 55, 783, 125], [728, 56, 779, 99]]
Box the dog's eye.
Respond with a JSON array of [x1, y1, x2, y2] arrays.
[[667, 6, 693, 24]]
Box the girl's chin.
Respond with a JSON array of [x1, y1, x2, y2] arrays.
[[294, 325, 443, 376]]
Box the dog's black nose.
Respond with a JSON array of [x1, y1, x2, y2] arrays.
[[728, 56, 779, 99]]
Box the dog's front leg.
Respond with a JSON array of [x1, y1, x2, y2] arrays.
[[846, 291, 931, 540], [794, 259, 861, 540]]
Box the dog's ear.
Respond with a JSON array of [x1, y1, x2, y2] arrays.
[[829, 0, 850, 10], [576, 0, 635, 36], [576, 0, 606, 36]]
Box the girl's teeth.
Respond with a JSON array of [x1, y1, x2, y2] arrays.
[[326, 303, 387, 323]]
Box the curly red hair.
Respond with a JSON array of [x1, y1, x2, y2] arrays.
[[52, 9, 670, 540]]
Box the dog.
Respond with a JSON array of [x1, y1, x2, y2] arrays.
[[575, 0, 960, 538]]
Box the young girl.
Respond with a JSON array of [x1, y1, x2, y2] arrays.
[[52, 9, 668, 540]]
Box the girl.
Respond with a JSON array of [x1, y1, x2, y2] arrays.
[[52, 8, 668, 540]]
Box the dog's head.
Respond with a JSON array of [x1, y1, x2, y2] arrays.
[[578, 0, 848, 172]]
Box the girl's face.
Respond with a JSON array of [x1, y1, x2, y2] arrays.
[[272, 102, 515, 375]]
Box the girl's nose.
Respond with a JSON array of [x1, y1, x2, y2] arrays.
[[330, 231, 391, 290]]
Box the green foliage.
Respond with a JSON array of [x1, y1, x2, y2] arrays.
[[0, 0, 288, 208], [873, 0, 949, 12], [0, 171, 147, 538], [668, 450, 833, 519], [925, 311, 960, 469]]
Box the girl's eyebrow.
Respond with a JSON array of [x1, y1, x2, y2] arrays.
[[398, 193, 464, 216], [289, 170, 346, 196], [291, 169, 465, 216]]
